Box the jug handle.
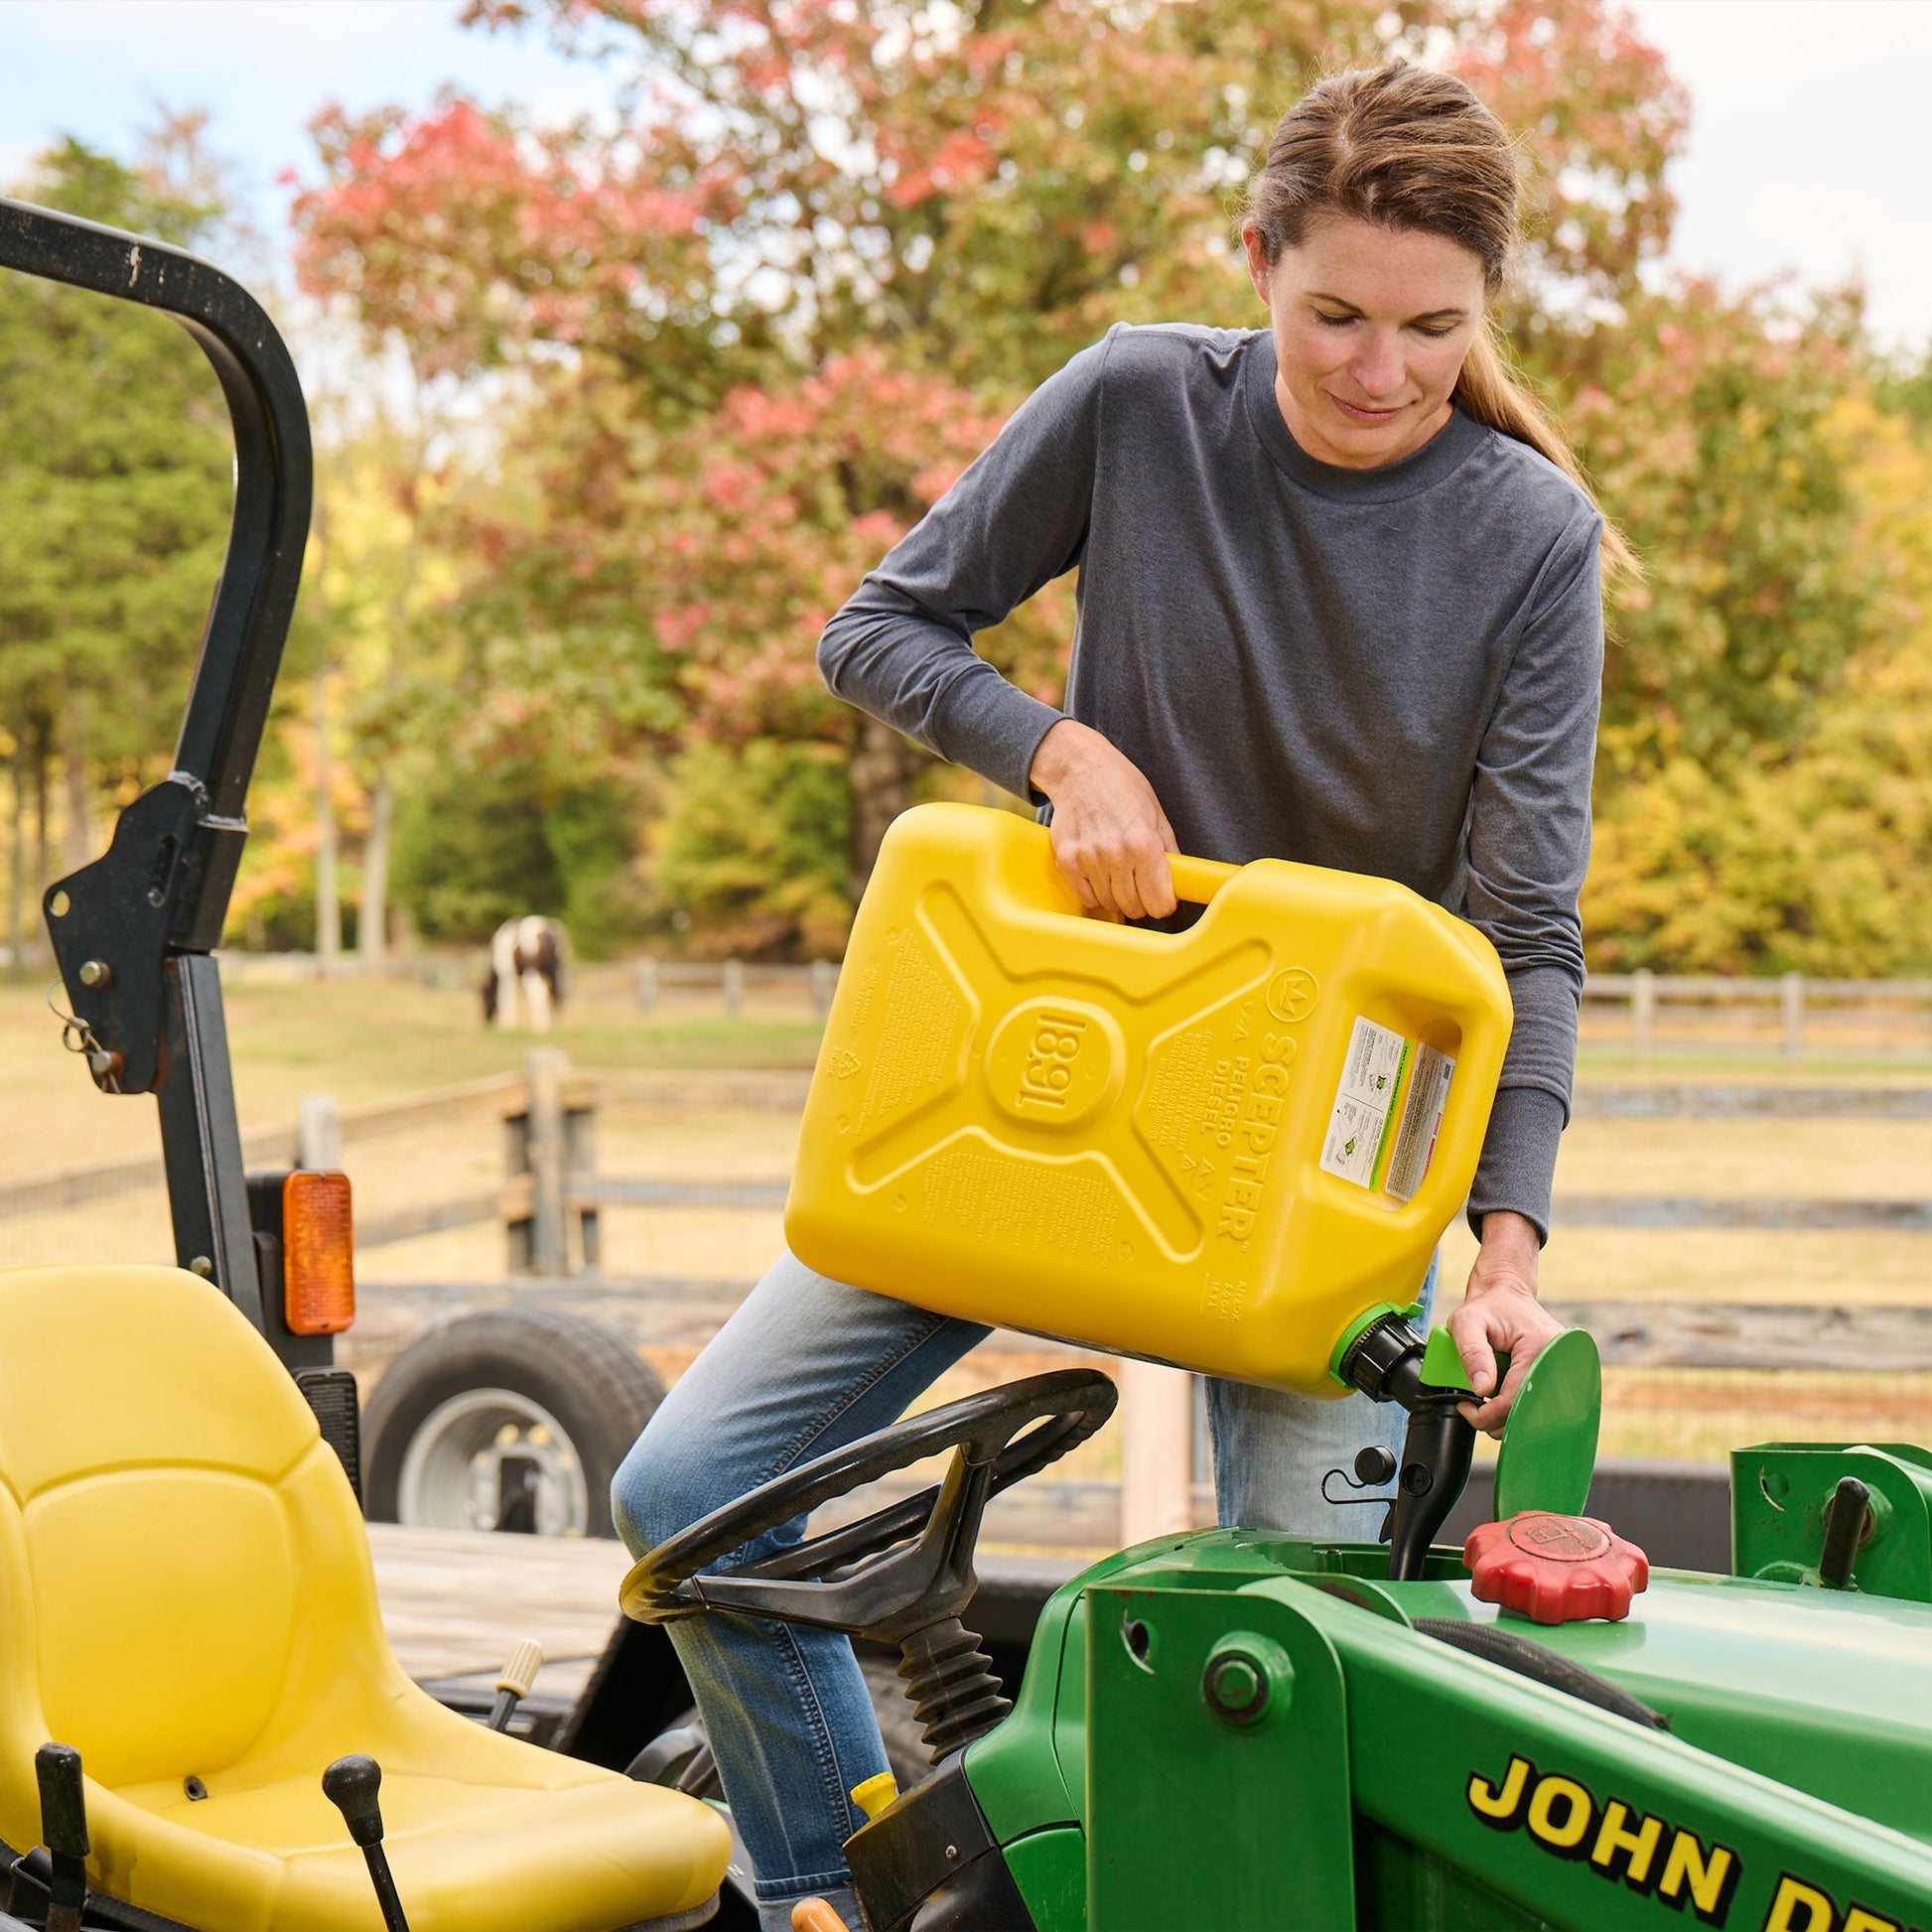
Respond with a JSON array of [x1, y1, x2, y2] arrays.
[[1168, 853, 1238, 905]]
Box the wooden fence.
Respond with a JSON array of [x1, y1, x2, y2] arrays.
[[207, 951, 1932, 1060], [1582, 971, 1932, 1061], [628, 965, 1932, 1056], [14, 1052, 1932, 1292], [632, 957, 838, 1019], [9, 1051, 1931, 1545], [0, 1072, 521, 1227]]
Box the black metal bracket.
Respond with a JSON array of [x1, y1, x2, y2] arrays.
[[44, 776, 243, 1096]]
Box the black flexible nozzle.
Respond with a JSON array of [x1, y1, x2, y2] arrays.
[[323, 1755, 412, 1932], [1338, 1313, 1478, 1584], [35, 1742, 87, 1932], [1385, 1399, 1476, 1584]]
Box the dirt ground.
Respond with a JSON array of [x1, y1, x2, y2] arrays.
[[3, 967, 1929, 1468]]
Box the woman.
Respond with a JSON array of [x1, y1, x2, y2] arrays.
[[616, 62, 1620, 1932]]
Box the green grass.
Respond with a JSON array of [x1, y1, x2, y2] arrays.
[[216, 977, 824, 1096], [0, 967, 827, 1171]]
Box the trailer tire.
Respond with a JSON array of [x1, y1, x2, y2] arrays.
[[363, 1309, 664, 1540]]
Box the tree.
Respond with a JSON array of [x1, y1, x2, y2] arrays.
[[295, 401, 467, 964], [1562, 281, 1874, 774], [649, 738, 852, 958], [290, 0, 1695, 928], [299, 1, 1685, 389], [1585, 397, 1932, 974], [1453, 0, 1686, 313], [639, 346, 1064, 880]]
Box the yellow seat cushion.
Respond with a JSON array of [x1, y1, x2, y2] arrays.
[[0, 1265, 729, 1932]]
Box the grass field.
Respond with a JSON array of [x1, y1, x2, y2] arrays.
[[4, 962, 1928, 1467], [0, 965, 822, 1173]]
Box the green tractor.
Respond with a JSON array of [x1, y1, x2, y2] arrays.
[[617, 1341, 1932, 1932], [3, 196, 1931, 1932]]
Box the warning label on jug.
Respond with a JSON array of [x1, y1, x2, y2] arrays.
[[1318, 1019, 1455, 1198], [1340, 1015, 1408, 1105], [1384, 1044, 1454, 1201], [1320, 1092, 1390, 1187]]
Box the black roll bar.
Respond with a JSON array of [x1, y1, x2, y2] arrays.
[[0, 196, 314, 1324]]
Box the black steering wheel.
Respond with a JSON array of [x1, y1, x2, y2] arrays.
[[620, 1368, 1117, 1644]]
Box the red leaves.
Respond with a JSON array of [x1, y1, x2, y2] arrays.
[[293, 0, 1692, 399], [632, 346, 1007, 740], [290, 94, 718, 373], [881, 122, 1003, 209]]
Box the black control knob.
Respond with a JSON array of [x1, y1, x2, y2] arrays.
[[323, 1753, 385, 1848], [323, 1754, 411, 1932]]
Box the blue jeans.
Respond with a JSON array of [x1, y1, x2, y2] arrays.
[[612, 1249, 1434, 1930]]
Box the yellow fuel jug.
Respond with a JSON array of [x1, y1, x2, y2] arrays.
[[785, 804, 1511, 1392]]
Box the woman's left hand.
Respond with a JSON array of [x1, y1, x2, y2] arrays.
[[1448, 1209, 1564, 1437]]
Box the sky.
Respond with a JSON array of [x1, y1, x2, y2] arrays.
[[1, 0, 1929, 349], [1623, 0, 1932, 346]]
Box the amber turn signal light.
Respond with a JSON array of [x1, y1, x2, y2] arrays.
[[284, 1170, 355, 1335]]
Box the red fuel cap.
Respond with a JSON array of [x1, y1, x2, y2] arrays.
[[1464, 1512, 1650, 1624]]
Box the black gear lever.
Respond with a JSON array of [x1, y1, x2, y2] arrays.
[[323, 1754, 411, 1932], [34, 1743, 88, 1932], [1338, 1314, 1477, 1582]]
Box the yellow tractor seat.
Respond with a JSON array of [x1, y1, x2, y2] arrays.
[[0, 1265, 730, 1932]]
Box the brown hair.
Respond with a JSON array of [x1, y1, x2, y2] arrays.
[[1242, 63, 1636, 581]]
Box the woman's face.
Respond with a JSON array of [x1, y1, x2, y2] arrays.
[[1242, 211, 1488, 470]]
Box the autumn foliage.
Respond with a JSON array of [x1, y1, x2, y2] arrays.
[[283, 0, 1931, 969], [296, 101, 702, 373]]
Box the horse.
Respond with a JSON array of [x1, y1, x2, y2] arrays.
[[483, 915, 570, 1031]]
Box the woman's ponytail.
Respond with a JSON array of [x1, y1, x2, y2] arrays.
[[1454, 322, 1638, 582]]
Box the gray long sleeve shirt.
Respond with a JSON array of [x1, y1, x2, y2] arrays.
[[818, 323, 1602, 1237]]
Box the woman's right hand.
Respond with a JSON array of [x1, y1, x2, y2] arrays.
[[1028, 718, 1179, 922]]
